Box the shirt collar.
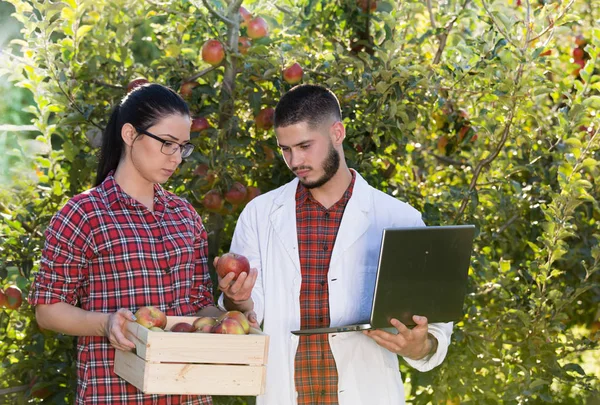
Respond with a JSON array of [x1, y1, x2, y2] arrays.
[[99, 171, 182, 209], [295, 170, 357, 208]]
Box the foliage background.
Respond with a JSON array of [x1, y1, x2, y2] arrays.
[[1, 0, 600, 403]]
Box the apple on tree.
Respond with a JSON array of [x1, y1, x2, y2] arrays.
[[245, 186, 261, 203], [202, 39, 225, 66], [247, 16, 268, 39], [0, 289, 7, 308], [180, 81, 199, 98], [239, 6, 252, 26], [134, 306, 167, 329], [255, 108, 275, 130], [225, 182, 247, 205], [238, 36, 251, 54], [191, 117, 211, 132], [216, 252, 250, 280], [203, 189, 224, 212], [4, 285, 23, 310], [126, 77, 149, 93], [283, 63, 303, 85]]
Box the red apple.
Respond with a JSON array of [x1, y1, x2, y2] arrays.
[[0, 289, 6, 308], [225, 182, 247, 205], [191, 117, 211, 132], [458, 125, 471, 141], [573, 48, 584, 60], [29, 378, 51, 400], [170, 322, 196, 333], [127, 77, 149, 93], [203, 189, 224, 212], [255, 108, 275, 130], [134, 306, 167, 329], [193, 163, 209, 177], [437, 136, 449, 154], [245, 186, 261, 203], [193, 316, 217, 333], [216, 252, 250, 280], [283, 63, 303, 85], [238, 36, 251, 54], [180, 81, 199, 98], [221, 310, 250, 334], [202, 39, 225, 66], [357, 0, 377, 13], [212, 317, 246, 334], [239, 6, 252, 26], [247, 17, 268, 39], [5, 286, 22, 310], [149, 326, 165, 332]]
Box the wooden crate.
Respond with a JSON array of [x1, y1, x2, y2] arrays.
[[114, 316, 269, 396]]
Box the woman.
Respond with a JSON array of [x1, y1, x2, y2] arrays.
[[29, 84, 221, 404]]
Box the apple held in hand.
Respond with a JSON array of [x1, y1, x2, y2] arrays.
[[170, 322, 196, 333], [4, 286, 23, 310], [193, 316, 217, 333], [216, 252, 250, 280], [134, 306, 167, 329]]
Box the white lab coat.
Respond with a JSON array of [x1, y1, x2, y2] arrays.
[[222, 170, 453, 405]]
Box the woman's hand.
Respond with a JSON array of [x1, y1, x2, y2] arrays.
[[105, 308, 137, 351]]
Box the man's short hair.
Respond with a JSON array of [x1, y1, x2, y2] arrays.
[[274, 84, 342, 129]]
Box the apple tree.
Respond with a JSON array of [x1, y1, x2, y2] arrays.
[[1, 0, 599, 403]]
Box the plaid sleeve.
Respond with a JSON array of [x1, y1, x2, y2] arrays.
[[189, 210, 214, 311], [28, 199, 92, 307]]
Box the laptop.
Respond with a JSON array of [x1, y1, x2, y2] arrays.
[[291, 225, 475, 335]]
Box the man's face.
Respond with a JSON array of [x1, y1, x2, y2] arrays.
[[275, 121, 341, 189]]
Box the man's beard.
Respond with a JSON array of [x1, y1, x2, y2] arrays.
[[300, 142, 340, 189]]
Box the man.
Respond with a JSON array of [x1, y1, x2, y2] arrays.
[[218, 84, 453, 405]]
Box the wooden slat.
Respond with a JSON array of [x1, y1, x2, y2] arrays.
[[124, 316, 268, 365], [114, 350, 266, 396], [114, 350, 148, 392]]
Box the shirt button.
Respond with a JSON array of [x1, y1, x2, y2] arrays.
[[157, 236, 162, 241], [320, 390, 326, 396], [320, 280, 326, 286], [323, 244, 328, 251], [324, 212, 329, 218]]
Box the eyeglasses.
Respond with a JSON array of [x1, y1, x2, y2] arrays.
[[135, 128, 194, 158]]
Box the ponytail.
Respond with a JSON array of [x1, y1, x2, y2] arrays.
[[95, 105, 122, 186], [93, 83, 190, 187]]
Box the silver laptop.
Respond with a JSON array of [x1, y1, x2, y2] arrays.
[[291, 225, 476, 335]]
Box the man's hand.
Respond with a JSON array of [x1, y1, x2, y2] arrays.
[[105, 308, 137, 352], [363, 315, 437, 360], [215, 256, 257, 312]]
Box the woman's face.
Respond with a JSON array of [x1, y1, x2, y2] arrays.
[[129, 114, 191, 184]]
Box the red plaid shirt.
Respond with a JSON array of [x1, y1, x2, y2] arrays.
[[294, 172, 356, 405], [29, 173, 213, 405]]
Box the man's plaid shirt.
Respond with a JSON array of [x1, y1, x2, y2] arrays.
[[294, 171, 356, 404], [29, 173, 213, 404]]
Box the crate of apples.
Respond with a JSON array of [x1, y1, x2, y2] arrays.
[[114, 306, 269, 396]]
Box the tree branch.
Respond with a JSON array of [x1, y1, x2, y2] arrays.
[[433, 0, 471, 64], [180, 65, 219, 85], [527, 0, 575, 44], [202, 0, 235, 25], [426, 0, 437, 29], [0, 385, 28, 396], [480, 0, 520, 50]]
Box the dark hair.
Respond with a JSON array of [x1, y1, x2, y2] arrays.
[[274, 84, 342, 129], [94, 83, 190, 186]]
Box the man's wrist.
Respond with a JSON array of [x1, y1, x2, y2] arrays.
[[427, 333, 438, 356]]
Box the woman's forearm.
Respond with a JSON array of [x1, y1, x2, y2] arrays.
[[35, 302, 109, 337]]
